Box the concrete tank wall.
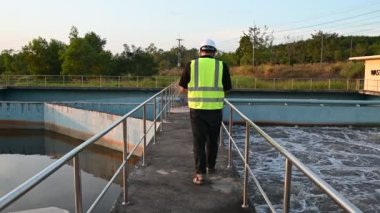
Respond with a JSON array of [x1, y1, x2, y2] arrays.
[[0, 102, 159, 155], [0, 102, 44, 129], [2, 88, 157, 102], [59, 103, 140, 116], [44, 104, 159, 155], [225, 100, 380, 126]]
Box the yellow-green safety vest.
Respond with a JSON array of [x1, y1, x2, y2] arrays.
[[187, 58, 224, 109]]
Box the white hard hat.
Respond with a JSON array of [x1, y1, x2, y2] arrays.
[[200, 39, 216, 51]]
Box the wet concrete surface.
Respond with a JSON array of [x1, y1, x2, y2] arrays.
[[112, 108, 252, 213]]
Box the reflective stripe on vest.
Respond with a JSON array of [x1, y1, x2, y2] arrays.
[[187, 58, 224, 109]]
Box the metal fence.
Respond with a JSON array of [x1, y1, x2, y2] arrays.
[[364, 79, 380, 91], [221, 99, 362, 213], [0, 82, 177, 213], [0, 75, 178, 88], [232, 77, 365, 91], [0, 75, 370, 91]]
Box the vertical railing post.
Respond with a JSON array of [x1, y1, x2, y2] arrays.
[[172, 84, 174, 105], [291, 79, 294, 90], [142, 104, 147, 166], [169, 85, 172, 112], [168, 86, 172, 110], [310, 78, 312, 90], [356, 79, 359, 91], [167, 88, 170, 113], [73, 155, 83, 213], [122, 119, 129, 205], [291, 78, 294, 89], [328, 78, 331, 90], [219, 121, 224, 147], [155, 76, 158, 88], [153, 96, 157, 144], [171, 84, 176, 107], [164, 89, 167, 122], [81, 76, 84, 87], [163, 90, 166, 121], [254, 78, 257, 89], [118, 76, 121, 88], [160, 92, 164, 131], [242, 121, 250, 208], [283, 158, 293, 213], [228, 106, 233, 168]]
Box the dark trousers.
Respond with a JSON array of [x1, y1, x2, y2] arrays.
[[190, 109, 222, 174]]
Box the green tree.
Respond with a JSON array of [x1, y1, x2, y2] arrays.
[[219, 52, 238, 66], [0, 50, 14, 74], [11, 52, 29, 74], [61, 30, 112, 75], [22, 37, 65, 75], [236, 35, 252, 65], [112, 43, 158, 76]]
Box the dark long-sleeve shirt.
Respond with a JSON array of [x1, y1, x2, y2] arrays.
[[178, 55, 232, 91]]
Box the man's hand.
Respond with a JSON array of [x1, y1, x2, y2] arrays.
[[179, 86, 188, 94]]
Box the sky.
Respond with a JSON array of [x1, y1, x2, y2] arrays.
[[1, 0, 380, 53]]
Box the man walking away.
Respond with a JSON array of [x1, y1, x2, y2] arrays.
[[178, 39, 232, 185]]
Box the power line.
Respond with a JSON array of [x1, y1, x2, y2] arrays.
[[217, 7, 380, 51], [269, 0, 380, 28], [274, 9, 380, 34]]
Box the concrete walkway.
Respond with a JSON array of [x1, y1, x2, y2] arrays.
[[112, 107, 252, 213]]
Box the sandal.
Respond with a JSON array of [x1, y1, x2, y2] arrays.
[[192, 174, 205, 185]]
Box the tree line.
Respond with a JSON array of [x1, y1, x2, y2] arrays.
[[220, 27, 380, 67], [0, 26, 198, 76], [1, 26, 379, 76]]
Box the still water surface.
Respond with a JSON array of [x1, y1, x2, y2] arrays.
[[0, 129, 131, 213], [233, 126, 380, 213]]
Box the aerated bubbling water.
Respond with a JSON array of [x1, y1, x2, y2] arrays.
[[231, 126, 380, 212]]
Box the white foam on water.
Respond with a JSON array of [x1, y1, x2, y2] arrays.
[[231, 126, 380, 212]]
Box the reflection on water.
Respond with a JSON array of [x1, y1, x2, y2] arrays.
[[232, 126, 380, 213], [0, 129, 137, 213]]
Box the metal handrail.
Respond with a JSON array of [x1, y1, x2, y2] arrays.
[[227, 98, 380, 106], [0, 75, 178, 88], [222, 99, 362, 213], [0, 82, 177, 212]]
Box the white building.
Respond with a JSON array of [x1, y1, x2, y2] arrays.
[[350, 55, 380, 94]]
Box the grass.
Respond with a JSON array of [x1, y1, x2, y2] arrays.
[[230, 62, 365, 79], [231, 76, 361, 90]]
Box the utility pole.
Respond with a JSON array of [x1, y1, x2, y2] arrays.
[[252, 30, 255, 69], [176, 35, 183, 67], [320, 33, 324, 65], [285, 35, 291, 65], [350, 36, 353, 57]]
